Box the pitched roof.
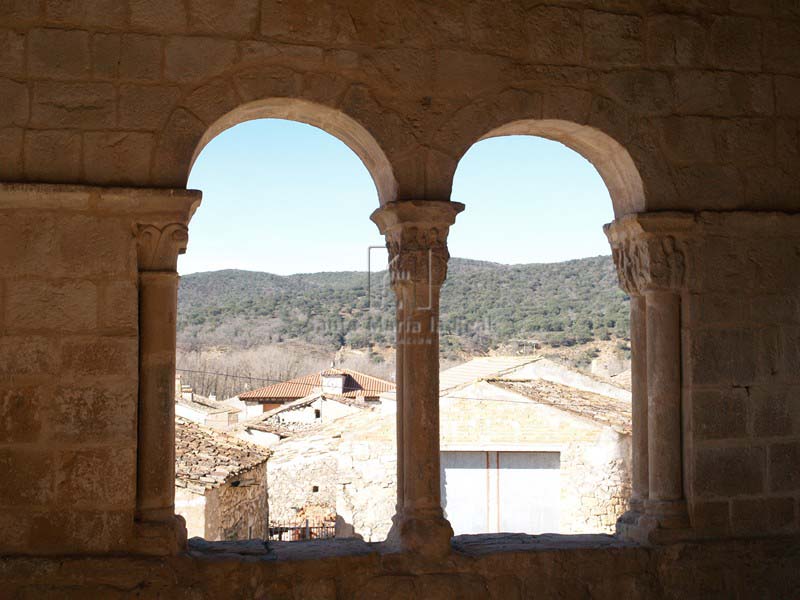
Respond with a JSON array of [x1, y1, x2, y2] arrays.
[[177, 392, 241, 416], [487, 379, 632, 435], [439, 356, 540, 393], [238, 368, 394, 401], [175, 417, 270, 493]]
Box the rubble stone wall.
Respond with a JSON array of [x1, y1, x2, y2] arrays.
[[204, 462, 268, 541]]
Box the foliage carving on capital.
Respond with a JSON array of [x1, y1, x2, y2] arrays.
[[135, 223, 189, 272], [371, 200, 464, 289], [611, 235, 686, 294]]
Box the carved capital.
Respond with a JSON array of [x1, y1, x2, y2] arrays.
[[371, 200, 464, 288], [135, 223, 189, 272], [611, 236, 686, 294], [605, 215, 689, 294]]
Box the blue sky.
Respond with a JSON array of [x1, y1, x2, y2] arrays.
[[179, 119, 614, 275]]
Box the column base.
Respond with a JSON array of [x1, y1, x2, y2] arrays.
[[618, 500, 692, 545], [131, 515, 187, 555], [387, 510, 453, 557]]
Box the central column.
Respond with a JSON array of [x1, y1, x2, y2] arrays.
[[372, 199, 463, 556]]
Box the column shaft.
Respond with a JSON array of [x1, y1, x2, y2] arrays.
[[645, 290, 687, 525], [629, 294, 649, 513], [136, 271, 179, 522]]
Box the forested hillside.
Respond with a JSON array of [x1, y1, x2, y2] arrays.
[[177, 256, 630, 356]]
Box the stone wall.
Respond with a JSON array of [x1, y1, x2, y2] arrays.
[[0, 185, 140, 554], [205, 462, 268, 541], [0, 536, 798, 599], [677, 213, 800, 538], [267, 428, 339, 526], [331, 384, 632, 540]]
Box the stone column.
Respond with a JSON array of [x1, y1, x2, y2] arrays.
[[606, 215, 690, 542], [371, 199, 463, 556], [133, 222, 191, 553]]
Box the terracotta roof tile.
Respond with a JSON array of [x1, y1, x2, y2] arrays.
[[238, 369, 394, 401]]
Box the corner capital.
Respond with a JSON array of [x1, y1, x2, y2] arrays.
[[135, 222, 189, 272]]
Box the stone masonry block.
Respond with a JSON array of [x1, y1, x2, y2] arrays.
[[656, 116, 715, 164], [57, 214, 135, 277], [0, 29, 25, 77], [164, 36, 237, 82], [32, 82, 116, 129], [30, 509, 133, 554], [45, 0, 127, 28], [695, 445, 765, 497], [776, 76, 800, 117], [584, 11, 643, 66], [764, 19, 800, 74], [99, 279, 138, 331], [91, 33, 121, 79], [61, 337, 137, 379], [0, 448, 54, 506], [709, 16, 761, 71], [676, 71, 773, 116], [5, 279, 97, 333], [0, 0, 40, 25], [0, 127, 23, 180], [83, 131, 155, 185], [0, 387, 44, 443], [0, 212, 58, 276], [0, 337, 59, 378], [673, 164, 744, 210], [120, 34, 162, 81], [189, 0, 259, 36], [731, 497, 796, 535], [24, 130, 82, 182], [55, 447, 136, 508], [713, 118, 775, 167], [691, 500, 730, 535], [119, 84, 181, 130], [49, 384, 137, 444], [769, 442, 800, 492], [689, 329, 755, 386], [28, 28, 91, 79], [526, 6, 582, 65], [600, 70, 672, 116], [691, 388, 748, 441], [0, 78, 28, 128], [130, 0, 187, 33], [646, 14, 707, 67]]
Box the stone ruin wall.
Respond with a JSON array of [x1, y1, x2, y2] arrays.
[[204, 462, 269, 541]]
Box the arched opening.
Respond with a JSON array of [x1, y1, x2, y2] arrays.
[[438, 129, 636, 536], [173, 113, 399, 543]]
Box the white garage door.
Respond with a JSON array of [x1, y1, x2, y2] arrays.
[[441, 451, 560, 535]]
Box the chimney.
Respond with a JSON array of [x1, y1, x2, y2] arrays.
[[321, 371, 346, 396]]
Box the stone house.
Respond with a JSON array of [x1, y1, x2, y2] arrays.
[[230, 368, 394, 418], [175, 417, 270, 541], [265, 357, 631, 541]]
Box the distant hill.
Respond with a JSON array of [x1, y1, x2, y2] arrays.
[[177, 256, 630, 356]]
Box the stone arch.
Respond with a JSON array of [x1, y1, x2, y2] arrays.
[[435, 86, 650, 217], [153, 68, 399, 206]]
